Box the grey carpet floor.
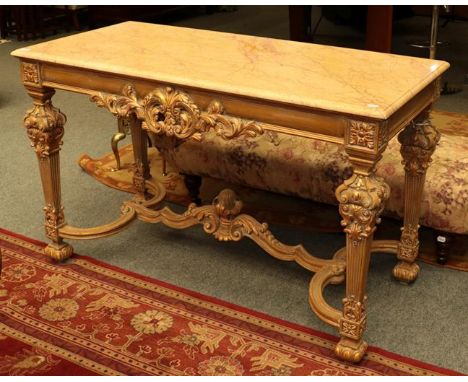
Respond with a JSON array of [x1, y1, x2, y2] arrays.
[[0, 6, 467, 374]]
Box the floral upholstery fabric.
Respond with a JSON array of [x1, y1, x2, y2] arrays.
[[158, 111, 468, 234]]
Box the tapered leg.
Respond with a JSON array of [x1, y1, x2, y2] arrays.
[[24, 87, 73, 261], [393, 114, 440, 283], [335, 167, 390, 362], [129, 114, 150, 198]]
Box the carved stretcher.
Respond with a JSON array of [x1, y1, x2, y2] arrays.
[[12, 21, 449, 362]]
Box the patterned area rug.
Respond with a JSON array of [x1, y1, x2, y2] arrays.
[[78, 111, 468, 272], [0, 228, 461, 376]]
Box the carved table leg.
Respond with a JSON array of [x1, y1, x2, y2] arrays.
[[335, 164, 390, 362], [24, 87, 73, 261], [393, 114, 440, 283], [129, 114, 150, 198]]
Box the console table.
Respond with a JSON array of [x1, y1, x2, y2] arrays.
[[12, 21, 449, 363]]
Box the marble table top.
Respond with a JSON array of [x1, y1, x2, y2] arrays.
[[12, 21, 449, 119]]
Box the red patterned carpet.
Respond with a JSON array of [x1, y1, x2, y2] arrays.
[[0, 228, 461, 376]]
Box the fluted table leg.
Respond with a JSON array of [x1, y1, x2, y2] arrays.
[[334, 164, 390, 362], [393, 112, 440, 283], [24, 86, 73, 261]]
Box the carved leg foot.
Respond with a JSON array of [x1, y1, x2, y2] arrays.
[[44, 242, 74, 261], [335, 168, 390, 363], [393, 261, 420, 283], [24, 86, 72, 260], [184, 174, 202, 205], [393, 114, 440, 282], [335, 338, 368, 363]]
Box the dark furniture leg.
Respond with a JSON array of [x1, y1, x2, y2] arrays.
[[435, 230, 452, 264], [0, 6, 6, 38], [366, 5, 393, 52], [288, 5, 313, 42], [183, 174, 202, 205]]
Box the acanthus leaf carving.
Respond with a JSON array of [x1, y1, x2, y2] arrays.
[[90, 83, 140, 118], [90, 84, 264, 141], [335, 173, 390, 246], [398, 118, 440, 176], [140, 86, 201, 140], [24, 101, 66, 159]]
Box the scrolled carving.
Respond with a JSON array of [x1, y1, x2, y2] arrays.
[[335, 173, 390, 246], [90, 84, 263, 141], [90, 83, 140, 118], [398, 118, 441, 176], [24, 101, 66, 158], [140, 86, 200, 139], [199, 100, 263, 140], [182, 188, 245, 241], [127, 187, 323, 267]]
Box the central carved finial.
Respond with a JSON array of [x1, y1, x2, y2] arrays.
[[213, 189, 243, 219]]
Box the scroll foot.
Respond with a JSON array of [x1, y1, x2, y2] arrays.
[[44, 242, 74, 261], [392, 261, 419, 283], [335, 338, 367, 363]]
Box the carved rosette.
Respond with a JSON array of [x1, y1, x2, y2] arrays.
[[90, 84, 263, 141], [335, 173, 390, 246], [398, 118, 441, 176], [339, 295, 367, 340], [22, 62, 40, 85], [24, 101, 66, 159], [44, 204, 65, 241], [348, 121, 377, 150]]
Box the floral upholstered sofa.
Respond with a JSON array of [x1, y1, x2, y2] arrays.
[[156, 111, 467, 261]]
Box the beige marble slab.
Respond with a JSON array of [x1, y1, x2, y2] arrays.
[[12, 21, 449, 119]]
